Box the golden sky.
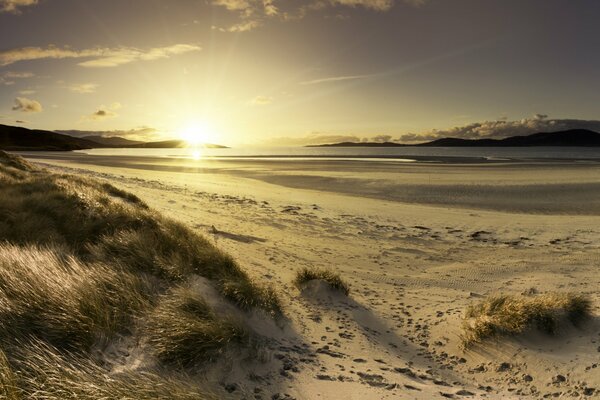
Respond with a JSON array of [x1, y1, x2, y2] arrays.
[[1, 0, 599, 146]]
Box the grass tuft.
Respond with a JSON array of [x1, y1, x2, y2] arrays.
[[146, 287, 249, 367], [293, 267, 350, 295], [0, 151, 36, 172], [462, 292, 593, 347]]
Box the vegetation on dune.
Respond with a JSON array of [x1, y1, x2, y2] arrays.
[[146, 287, 249, 367], [0, 244, 150, 352], [0, 150, 281, 397], [0, 150, 280, 311], [462, 292, 592, 347], [294, 267, 350, 295], [1, 340, 215, 400]]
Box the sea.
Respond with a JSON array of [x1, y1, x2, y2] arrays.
[[75, 146, 600, 162]]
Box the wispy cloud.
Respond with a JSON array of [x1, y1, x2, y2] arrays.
[[69, 83, 99, 94], [0, 44, 201, 68], [0, 71, 34, 85], [0, 0, 38, 14], [12, 97, 42, 113], [328, 0, 394, 11], [300, 74, 371, 85], [211, 0, 424, 32], [250, 95, 273, 105]]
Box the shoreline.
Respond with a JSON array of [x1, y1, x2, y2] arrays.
[[19, 151, 600, 215]]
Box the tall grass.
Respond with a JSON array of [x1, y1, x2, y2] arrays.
[[462, 292, 592, 347], [3, 340, 216, 399], [146, 287, 249, 367], [293, 267, 350, 295], [0, 244, 150, 351], [0, 151, 281, 397]]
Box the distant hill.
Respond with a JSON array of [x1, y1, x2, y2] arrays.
[[128, 140, 228, 149], [418, 129, 600, 147], [81, 135, 144, 147], [0, 124, 229, 150], [0, 124, 100, 151], [309, 141, 406, 148], [309, 129, 600, 148]]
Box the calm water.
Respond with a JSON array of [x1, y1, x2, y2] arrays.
[[76, 146, 600, 162]]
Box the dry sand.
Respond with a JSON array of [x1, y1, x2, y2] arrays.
[[22, 153, 600, 399]]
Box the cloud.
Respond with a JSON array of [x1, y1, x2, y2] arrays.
[[18, 89, 35, 95], [300, 74, 370, 85], [86, 103, 121, 121], [0, 0, 38, 14], [0, 70, 34, 85], [90, 109, 117, 120], [328, 0, 394, 11], [69, 83, 99, 94], [250, 95, 273, 105], [211, 0, 423, 32], [226, 20, 262, 32], [397, 115, 600, 143], [0, 44, 201, 68], [12, 97, 42, 113]]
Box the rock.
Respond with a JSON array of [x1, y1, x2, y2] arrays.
[[455, 389, 475, 396], [551, 375, 566, 384], [523, 374, 534, 382]]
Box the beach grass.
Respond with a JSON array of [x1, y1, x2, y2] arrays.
[[0, 150, 281, 397], [294, 267, 350, 295], [146, 286, 249, 367], [462, 292, 592, 347]]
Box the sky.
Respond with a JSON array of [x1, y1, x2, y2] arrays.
[[0, 0, 599, 146]]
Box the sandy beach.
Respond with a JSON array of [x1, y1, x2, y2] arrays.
[[17, 152, 600, 399]]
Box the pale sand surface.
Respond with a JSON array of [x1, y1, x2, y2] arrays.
[[23, 153, 600, 399]]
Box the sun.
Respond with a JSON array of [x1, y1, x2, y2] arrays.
[[178, 120, 217, 147]]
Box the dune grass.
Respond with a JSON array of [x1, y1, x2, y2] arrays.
[[0, 151, 281, 397], [462, 292, 592, 347], [146, 287, 249, 367], [2, 340, 215, 400], [0, 244, 150, 352], [294, 267, 350, 295]]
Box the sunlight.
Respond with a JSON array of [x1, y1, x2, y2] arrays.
[[178, 120, 217, 147], [191, 149, 202, 160]]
